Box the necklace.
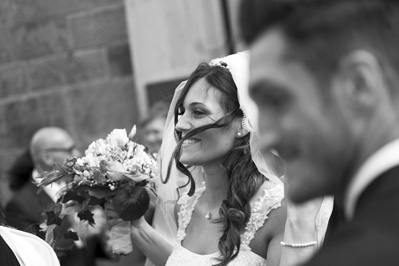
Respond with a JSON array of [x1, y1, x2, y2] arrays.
[[204, 191, 221, 220]]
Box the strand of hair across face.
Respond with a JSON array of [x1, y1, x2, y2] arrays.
[[169, 112, 236, 196]]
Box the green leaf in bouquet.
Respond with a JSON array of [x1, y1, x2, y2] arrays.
[[38, 169, 68, 188], [77, 210, 95, 226], [99, 160, 109, 174], [53, 203, 63, 216], [46, 211, 63, 226], [124, 173, 151, 182], [45, 224, 56, 247], [107, 171, 124, 181], [60, 201, 82, 216], [51, 217, 76, 251], [62, 190, 86, 204], [92, 169, 107, 183], [87, 185, 118, 199], [87, 196, 105, 206], [63, 230, 79, 241]]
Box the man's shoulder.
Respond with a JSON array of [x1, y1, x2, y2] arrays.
[[6, 180, 52, 211], [305, 166, 399, 266], [305, 223, 399, 266], [358, 164, 399, 210]]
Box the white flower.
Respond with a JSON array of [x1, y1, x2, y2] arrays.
[[86, 139, 107, 155], [106, 129, 129, 148], [107, 161, 127, 181], [85, 156, 103, 167], [128, 125, 137, 140], [76, 158, 85, 166]]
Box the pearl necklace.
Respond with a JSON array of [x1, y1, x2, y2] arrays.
[[205, 208, 219, 220], [204, 192, 221, 220]]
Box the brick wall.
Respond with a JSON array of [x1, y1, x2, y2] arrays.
[[0, 0, 137, 189]]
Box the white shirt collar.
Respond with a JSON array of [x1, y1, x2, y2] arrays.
[[0, 226, 60, 266], [344, 138, 399, 220]]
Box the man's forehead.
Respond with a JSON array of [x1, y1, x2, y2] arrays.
[[248, 29, 290, 91]]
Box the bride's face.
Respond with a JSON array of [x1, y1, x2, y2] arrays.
[[176, 78, 239, 167]]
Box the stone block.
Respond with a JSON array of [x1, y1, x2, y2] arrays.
[[68, 6, 127, 49], [12, 18, 69, 61], [28, 49, 108, 91], [65, 78, 138, 147], [1, 98, 41, 149], [0, 26, 16, 65], [14, 0, 123, 24], [0, 0, 17, 26], [0, 92, 68, 149], [107, 42, 133, 77], [0, 64, 29, 99]]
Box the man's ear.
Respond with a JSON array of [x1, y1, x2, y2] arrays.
[[334, 50, 387, 114]]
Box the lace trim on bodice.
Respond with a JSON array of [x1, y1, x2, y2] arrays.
[[241, 184, 284, 247], [176, 184, 284, 247], [176, 186, 205, 241]]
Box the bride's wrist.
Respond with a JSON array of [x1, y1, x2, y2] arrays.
[[130, 217, 147, 232]]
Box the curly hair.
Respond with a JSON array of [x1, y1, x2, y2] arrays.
[[169, 62, 266, 266]]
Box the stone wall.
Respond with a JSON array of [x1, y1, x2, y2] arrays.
[[0, 0, 137, 194]]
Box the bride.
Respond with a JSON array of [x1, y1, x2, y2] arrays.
[[108, 52, 286, 266]]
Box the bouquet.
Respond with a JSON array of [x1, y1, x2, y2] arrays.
[[39, 127, 157, 255]]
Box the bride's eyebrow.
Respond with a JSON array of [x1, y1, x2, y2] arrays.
[[188, 102, 210, 111]]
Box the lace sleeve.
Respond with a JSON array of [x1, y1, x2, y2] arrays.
[[241, 184, 284, 246]]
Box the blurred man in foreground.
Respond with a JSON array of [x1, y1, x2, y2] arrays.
[[240, 0, 399, 265]]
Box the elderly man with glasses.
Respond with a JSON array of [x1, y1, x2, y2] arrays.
[[5, 127, 108, 266]]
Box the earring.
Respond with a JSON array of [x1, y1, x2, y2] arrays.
[[237, 132, 242, 137]]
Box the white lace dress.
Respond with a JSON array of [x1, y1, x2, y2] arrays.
[[165, 185, 284, 266]]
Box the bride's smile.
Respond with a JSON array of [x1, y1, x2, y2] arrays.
[[182, 138, 200, 145]]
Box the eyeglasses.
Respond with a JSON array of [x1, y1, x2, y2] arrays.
[[44, 145, 76, 154]]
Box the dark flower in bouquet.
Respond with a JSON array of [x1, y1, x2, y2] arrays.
[[39, 127, 157, 255]]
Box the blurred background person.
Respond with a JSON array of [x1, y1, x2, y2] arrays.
[[5, 127, 80, 234], [7, 148, 35, 195], [5, 127, 108, 266], [138, 101, 169, 155]]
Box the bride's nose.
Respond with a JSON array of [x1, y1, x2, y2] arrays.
[[175, 112, 192, 133]]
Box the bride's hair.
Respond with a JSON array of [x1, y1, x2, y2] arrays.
[[171, 62, 266, 266]]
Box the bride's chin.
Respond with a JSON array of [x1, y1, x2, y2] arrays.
[[179, 155, 198, 166], [179, 157, 191, 165]]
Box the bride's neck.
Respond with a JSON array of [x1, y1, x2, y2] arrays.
[[202, 165, 229, 207]]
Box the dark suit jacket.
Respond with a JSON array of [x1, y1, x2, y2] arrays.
[[304, 165, 399, 266], [5, 181, 52, 237], [5, 179, 105, 266]]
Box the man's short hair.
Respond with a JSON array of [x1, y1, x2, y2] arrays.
[[240, 0, 399, 96]]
